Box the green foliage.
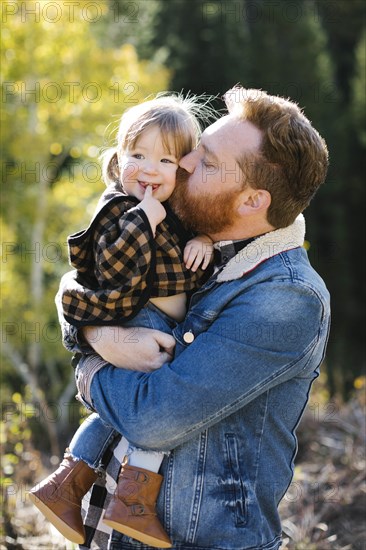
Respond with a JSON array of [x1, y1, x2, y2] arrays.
[[0, 389, 39, 539], [0, 0, 365, 546], [1, 0, 170, 452], [1, 0, 364, 461]]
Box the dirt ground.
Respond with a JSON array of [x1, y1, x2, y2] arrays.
[[2, 389, 365, 550]]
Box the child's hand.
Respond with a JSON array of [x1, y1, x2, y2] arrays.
[[139, 185, 167, 234], [184, 235, 214, 272]]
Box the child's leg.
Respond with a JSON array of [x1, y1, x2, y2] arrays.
[[29, 451, 98, 544], [101, 303, 174, 547], [28, 412, 118, 543], [119, 303, 173, 475], [127, 447, 164, 473], [69, 412, 118, 469], [44, 408, 118, 533], [116, 300, 176, 473]]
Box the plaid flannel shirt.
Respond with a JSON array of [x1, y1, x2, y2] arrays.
[[61, 185, 208, 327]]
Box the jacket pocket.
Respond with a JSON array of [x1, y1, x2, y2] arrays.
[[225, 433, 248, 527]]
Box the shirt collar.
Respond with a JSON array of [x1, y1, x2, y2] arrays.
[[213, 237, 256, 268]]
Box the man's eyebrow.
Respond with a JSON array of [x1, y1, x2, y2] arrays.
[[201, 143, 220, 162]]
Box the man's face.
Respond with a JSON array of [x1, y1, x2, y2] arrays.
[[170, 115, 262, 235]]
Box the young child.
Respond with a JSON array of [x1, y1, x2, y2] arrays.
[[29, 95, 215, 548]]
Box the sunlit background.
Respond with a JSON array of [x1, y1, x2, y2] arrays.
[[1, 1, 365, 548]]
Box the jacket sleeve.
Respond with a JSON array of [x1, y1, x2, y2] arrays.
[[84, 280, 330, 451]]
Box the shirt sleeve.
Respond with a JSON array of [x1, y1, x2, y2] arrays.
[[92, 207, 154, 290], [62, 207, 156, 326], [55, 283, 95, 354]]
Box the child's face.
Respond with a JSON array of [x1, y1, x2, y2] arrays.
[[119, 125, 179, 202]]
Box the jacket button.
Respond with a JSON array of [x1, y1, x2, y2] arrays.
[[183, 330, 195, 343]]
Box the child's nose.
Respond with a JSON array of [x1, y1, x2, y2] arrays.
[[142, 159, 158, 174]]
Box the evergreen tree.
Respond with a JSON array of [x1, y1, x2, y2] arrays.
[[97, 0, 365, 394], [148, 0, 251, 96], [100, 0, 251, 99], [316, 0, 365, 105]]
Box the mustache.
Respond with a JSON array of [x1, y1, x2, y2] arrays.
[[175, 166, 190, 186], [169, 167, 190, 222]]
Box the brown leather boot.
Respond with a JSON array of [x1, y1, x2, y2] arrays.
[[103, 463, 172, 548], [28, 452, 98, 544]]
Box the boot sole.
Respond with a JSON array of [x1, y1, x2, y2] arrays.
[[103, 519, 172, 548], [28, 492, 85, 544]]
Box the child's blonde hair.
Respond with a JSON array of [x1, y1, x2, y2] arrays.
[[101, 93, 218, 187]]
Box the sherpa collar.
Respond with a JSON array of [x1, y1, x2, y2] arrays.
[[216, 214, 306, 282]]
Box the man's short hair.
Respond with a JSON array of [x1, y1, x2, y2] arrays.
[[224, 87, 329, 228]]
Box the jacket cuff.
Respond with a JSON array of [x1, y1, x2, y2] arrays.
[[61, 321, 95, 354], [129, 206, 155, 240], [76, 353, 108, 407]]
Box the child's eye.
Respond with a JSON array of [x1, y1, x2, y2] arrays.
[[161, 158, 176, 164], [132, 153, 144, 160]]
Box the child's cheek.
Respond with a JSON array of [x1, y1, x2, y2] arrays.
[[121, 160, 138, 183]]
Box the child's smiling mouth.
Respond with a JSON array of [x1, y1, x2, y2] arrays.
[[139, 181, 160, 191]]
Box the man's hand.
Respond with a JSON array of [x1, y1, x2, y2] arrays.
[[82, 325, 176, 372]]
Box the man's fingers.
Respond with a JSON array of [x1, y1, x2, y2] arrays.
[[153, 331, 176, 355], [157, 351, 174, 366]]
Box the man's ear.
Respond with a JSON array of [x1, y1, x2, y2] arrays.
[[237, 189, 271, 215]]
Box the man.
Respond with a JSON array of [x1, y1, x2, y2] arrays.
[[66, 87, 330, 549]]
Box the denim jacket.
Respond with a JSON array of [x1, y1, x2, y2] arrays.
[[66, 215, 331, 549]]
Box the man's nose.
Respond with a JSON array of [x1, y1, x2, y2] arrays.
[[179, 150, 198, 174]]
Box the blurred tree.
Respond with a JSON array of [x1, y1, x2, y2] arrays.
[[308, 5, 366, 395], [1, 0, 170, 455], [315, 0, 365, 105], [105, 0, 365, 396], [93, 0, 159, 54], [247, 0, 365, 395], [144, 0, 251, 96], [96, 0, 251, 100], [1, 0, 364, 451], [331, 28, 366, 393]]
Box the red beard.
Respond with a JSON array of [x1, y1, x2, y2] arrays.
[[169, 168, 240, 235]]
